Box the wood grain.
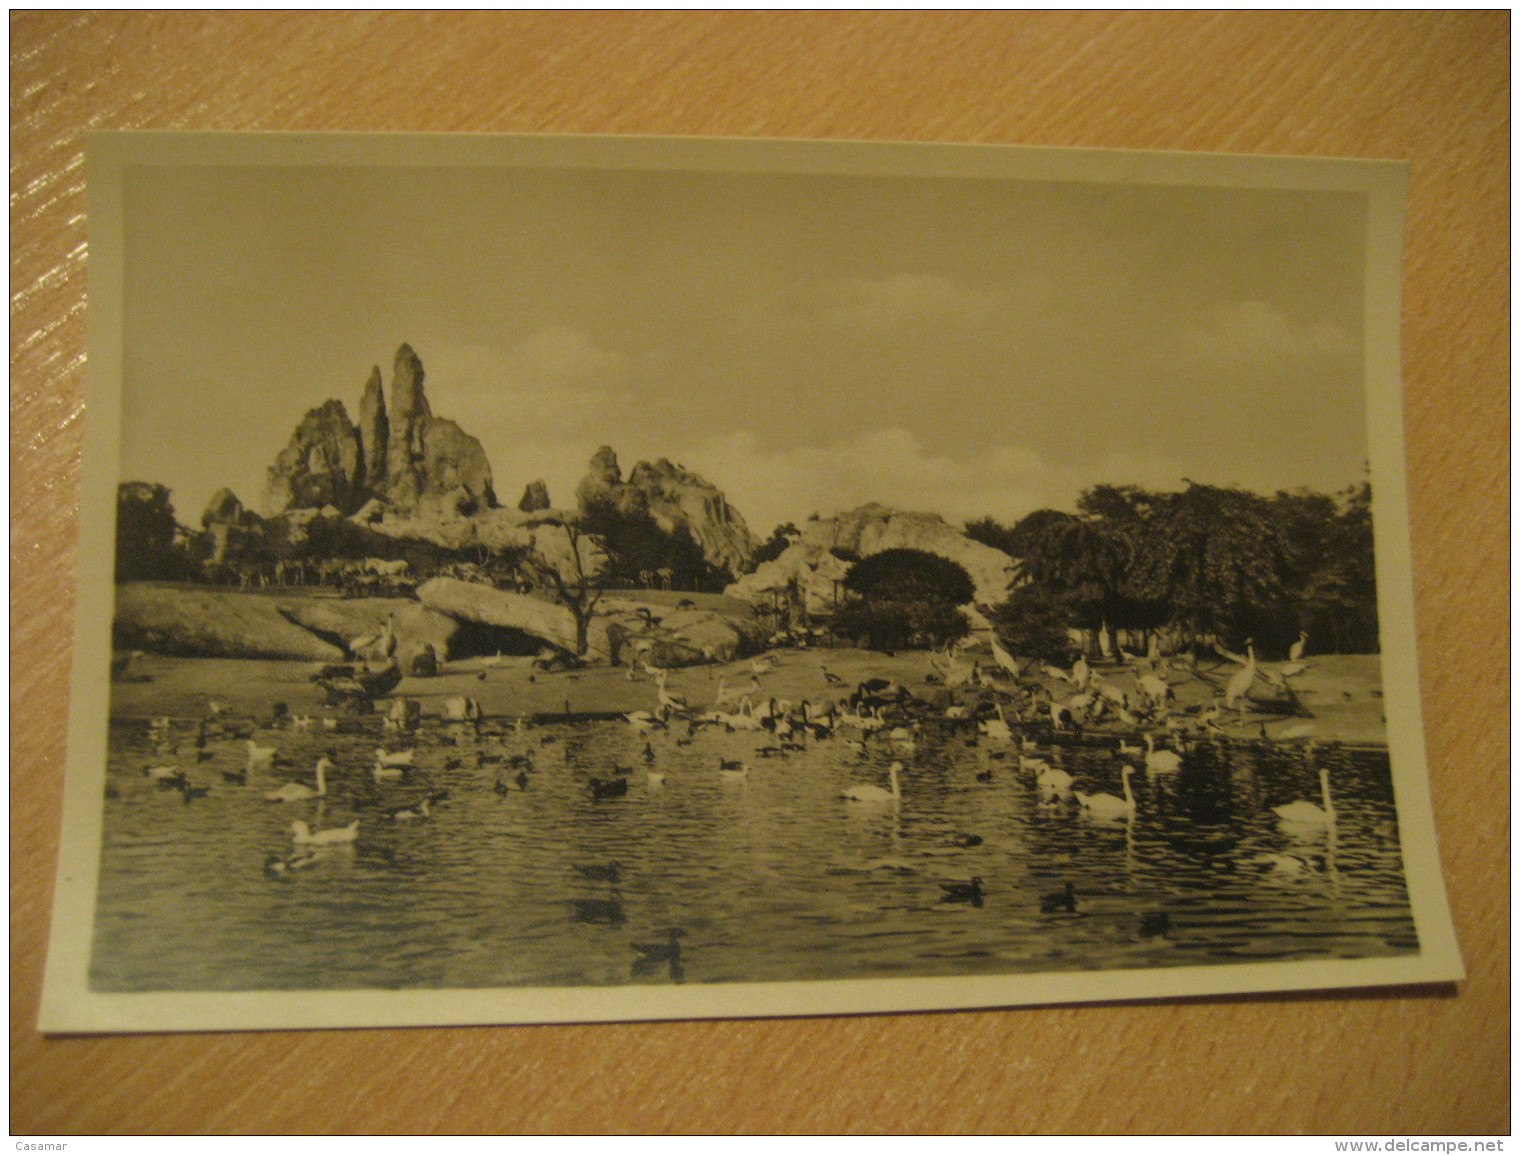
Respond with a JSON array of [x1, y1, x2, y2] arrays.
[[10, 11, 1508, 1135]]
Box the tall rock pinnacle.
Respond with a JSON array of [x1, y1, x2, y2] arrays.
[[357, 365, 388, 490]]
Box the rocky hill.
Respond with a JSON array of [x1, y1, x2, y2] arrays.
[[575, 446, 758, 576]]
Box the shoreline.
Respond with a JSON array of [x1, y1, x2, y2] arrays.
[[106, 648, 1389, 746]]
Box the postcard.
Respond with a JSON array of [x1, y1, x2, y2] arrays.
[[40, 132, 1462, 1032]]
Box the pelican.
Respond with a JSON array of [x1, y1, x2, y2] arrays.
[[290, 818, 359, 844], [264, 755, 332, 802], [842, 760, 903, 804], [1224, 640, 1259, 711], [1272, 768, 1335, 827], [989, 636, 1022, 680], [1075, 764, 1136, 819]]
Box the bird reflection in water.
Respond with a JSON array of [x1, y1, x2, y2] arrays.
[[630, 928, 686, 983]]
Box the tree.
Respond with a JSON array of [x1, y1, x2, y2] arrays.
[[1127, 482, 1292, 646], [116, 482, 190, 581], [513, 513, 613, 657], [987, 584, 1075, 663], [580, 497, 718, 591], [835, 548, 974, 651], [752, 522, 802, 566]]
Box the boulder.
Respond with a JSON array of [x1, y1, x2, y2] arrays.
[[277, 598, 459, 659], [518, 479, 551, 512], [404, 640, 439, 677], [417, 577, 583, 656], [113, 584, 345, 661]]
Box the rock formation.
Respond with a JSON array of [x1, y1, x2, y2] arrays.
[[518, 479, 551, 512], [725, 503, 1016, 611], [261, 399, 364, 517], [575, 446, 758, 576], [264, 344, 496, 519], [357, 365, 388, 490]]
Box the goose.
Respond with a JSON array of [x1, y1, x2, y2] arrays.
[[624, 710, 666, 734], [646, 769, 666, 789], [719, 761, 749, 782], [264, 755, 332, 802], [289, 818, 360, 844], [946, 832, 983, 848], [573, 861, 621, 883], [841, 761, 902, 804], [374, 747, 415, 768], [372, 762, 409, 783], [820, 663, 844, 686], [631, 928, 685, 961], [1040, 882, 1077, 913], [1074, 764, 1136, 819], [939, 877, 985, 903], [1115, 737, 1142, 758], [1143, 734, 1183, 773], [590, 776, 629, 799], [1272, 768, 1335, 827], [975, 767, 993, 783], [640, 741, 656, 763], [143, 763, 182, 782], [246, 738, 277, 769]]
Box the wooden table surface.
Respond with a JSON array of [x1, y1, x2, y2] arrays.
[[10, 12, 1508, 1135]]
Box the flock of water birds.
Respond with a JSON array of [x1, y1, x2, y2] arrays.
[[120, 630, 1347, 982]]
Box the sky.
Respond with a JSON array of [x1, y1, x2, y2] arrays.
[[118, 156, 1370, 538]]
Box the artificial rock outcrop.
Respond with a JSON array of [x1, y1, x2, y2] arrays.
[[262, 344, 495, 519], [575, 446, 758, 577], [725, 503, 1016, 612]]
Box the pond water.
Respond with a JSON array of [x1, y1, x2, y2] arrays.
[[91, 712, 1417, 992]]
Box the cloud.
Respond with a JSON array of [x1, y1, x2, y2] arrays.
[[673, 427, 1081, 535], [813, 273, 1010, 335], [1181, 300, 1354, 362], [424, 328, 627, 434]]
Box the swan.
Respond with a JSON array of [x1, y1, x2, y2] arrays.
[[1143, 734, 1183, 773], [264, 755, 332, 802], [1272, 768, 1335, 826], [1036, 765, 1074, 792], [1075, 764, 1136, 819], [842, 760, 902, 803], [290, 818, 359, 844]]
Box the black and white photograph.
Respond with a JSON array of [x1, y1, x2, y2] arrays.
[[42, 132, 1461, 1032]]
